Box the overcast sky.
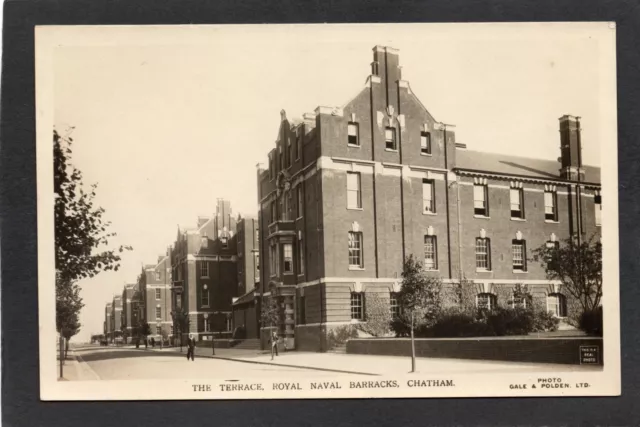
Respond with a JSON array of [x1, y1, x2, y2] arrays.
[[52, 24, 611, 342]]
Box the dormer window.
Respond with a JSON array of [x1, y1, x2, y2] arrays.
[[385, 127, 397, 150], [201, 235, 208, 249], [221, 236, 228, 249], [348, 122, 360, 146], [420, 131, 431, 155]]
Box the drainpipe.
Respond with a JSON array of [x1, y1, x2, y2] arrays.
[[456, 176, 463, 279], [396, 85, 406, 264], [441, 123, 454, 279], [369, 81, 380, 278]]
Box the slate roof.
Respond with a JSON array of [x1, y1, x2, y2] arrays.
[[455, 149, 601, 184], [232, 288, 257, 306]]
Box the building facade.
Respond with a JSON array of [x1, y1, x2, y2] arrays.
[[121, 283, 139, 343], [257, 45, 602, 351], [170, 199, 239, 342], [104, 302, 113, 341], [137, 253, 172, 343], [111, 295, 122, 342], [231, 216, 261, 339]]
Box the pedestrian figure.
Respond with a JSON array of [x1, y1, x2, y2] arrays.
[[186, 334, 196, 361], [271, 330, 279, 359], [144, 338, 148, 349], [151, 337, 155, 348]]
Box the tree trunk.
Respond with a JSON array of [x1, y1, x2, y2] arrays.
[[410, 311, 416, 373]]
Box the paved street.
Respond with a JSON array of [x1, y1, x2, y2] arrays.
[[62, 343, 601, 381]]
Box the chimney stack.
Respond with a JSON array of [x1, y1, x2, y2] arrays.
[[558, 115, 585, 181]]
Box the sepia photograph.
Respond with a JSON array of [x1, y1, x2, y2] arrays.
[[35, 22, 620, 400]]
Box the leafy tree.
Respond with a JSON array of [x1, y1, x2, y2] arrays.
[[398, 254, 444, 372], [356, 293, 392, 337], [260, 295, 280, 329], [54, 129, 132, 340], [533, 235, 603, 318]]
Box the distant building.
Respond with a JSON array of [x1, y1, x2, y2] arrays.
[[170, 199, 239, 342], [231, 216, 261, 339], [111, 295, 122, 341], [121, 283, 139, 343], [104, 302, 113, 341], [256, 45, 602, 351], [137, 252, 172, 343]]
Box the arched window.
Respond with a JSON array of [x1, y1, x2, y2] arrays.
[[547, 293, 567, 317], [476, 293, 497, 310]]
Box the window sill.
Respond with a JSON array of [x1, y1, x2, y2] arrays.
[[347, 144, 361, 148], [474, 215, 491, 219], [349, 266, 365, 271], [201, 277, 209, 279], [422, 211, 437, 216], [296, 216, 303, 221], [596, 224, 602, 227], [350, 319, 365, 324], [476, 269, 492, 273], [510, 217, 526, 222], [347, 207, 364, 211], [384, 148, 399, 153], [420, 152, 433, 157], [512, 270, 528, 274], [424, 269, 439, 272], [284, 272, 294, 276]]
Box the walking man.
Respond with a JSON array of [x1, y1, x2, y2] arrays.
[[271, 330, 279, 360], [186, 334, 196, 361]]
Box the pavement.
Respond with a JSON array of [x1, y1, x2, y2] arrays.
[[62, 344, 601, 381]]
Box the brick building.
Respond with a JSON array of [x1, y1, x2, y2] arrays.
[[137, 253, 172, 343], [231, 216, 261, 339], [121, 283, 140, 343], [170, 199, 239, 342], [256, 45, 602, 351], [111, 295, 122, 342], [104, 302, 112, 341]]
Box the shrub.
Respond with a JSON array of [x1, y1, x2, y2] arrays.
[[327, 325, 358, 349], [356, 293, 392, 337], [390, 315, 411, 337], [579, 306, 603, 336], [530, 308, 560, 333], [486, 307, 533, 336], [427, 307, 494, 337]]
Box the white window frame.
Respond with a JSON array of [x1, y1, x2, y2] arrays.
[[155, 306, 162, 320], [347, 172, 362, 209], [283, 243, 293, 274], [595, 194, 602, 226], [385, 127, 397, 151], [544, 191, 557, 221], [422, 179, 435, 213], [474, 184, 489, 216], [512, 240, 527, 271], [200, 262, 209, 278], [476, 293, 496, 310], [350, 292, 364, 320], [420, 131, 431, 155], [423, 235, 437, 270], [201, 288, 210, 307], [547, 293, 567, 317], [155, 288, 161, 300], [475, 237, 491, 271], [348, 122, 360, 146], [510, 188, 525, 219], [348, 232, 364, 268]]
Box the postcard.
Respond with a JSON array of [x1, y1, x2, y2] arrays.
[[36, 22, 620, 400]]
